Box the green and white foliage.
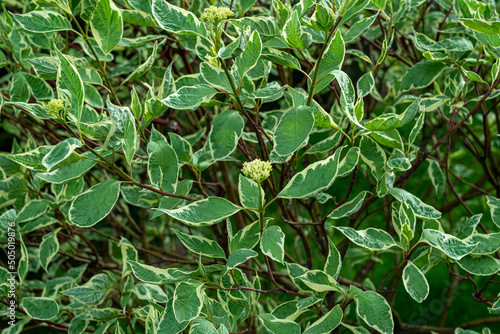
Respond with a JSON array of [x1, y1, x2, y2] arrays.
[[1, 0, 500, 333]]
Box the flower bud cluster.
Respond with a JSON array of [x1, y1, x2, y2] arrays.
[[200, 6, 233, 24], [242, 159, 272, 183]]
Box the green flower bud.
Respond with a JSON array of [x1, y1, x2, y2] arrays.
[[242, 159, 272, 183], [46, 99, 65, 120], [200, 6, 233, 24]]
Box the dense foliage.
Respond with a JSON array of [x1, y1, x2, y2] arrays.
[[0, 0, 500, 333]]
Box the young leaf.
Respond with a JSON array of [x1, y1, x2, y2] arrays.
[[173, 229, 226, 259], [155, 197, 241, 226], [90, 0, 123, 54], [283, 10, 311, 49], [69, 179, 121, 227], [260, 225, 285, 263], [55, 49, 85, 124], [235, 31, 262, 79], [402, 261, 429, 303], [238, 175, 263, 209], [427, 160, 445, 198]]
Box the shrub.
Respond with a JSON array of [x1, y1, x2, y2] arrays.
[[0, 0, 499, 333]]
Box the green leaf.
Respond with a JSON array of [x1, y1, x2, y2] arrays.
[[365, 99, 419, 131], [278, 146, 344, 199], [387, 149, 411, 171], [56, 49, 85, 124], [69, 179, 121, 227], [390, 187, 441, 219], [236, 31, 262, 79], [486, 196, 500, 228], [344, 15, 377, 43], [352, 289, 394, 334], [229, 220, 261, 253], [39, 228, 60, 272], [157, 297, 190, 333], [62, 274, 112, 305], [297, 270, 342, 292], [357, 72, 375, 98], [173, 229, 226, 259], [261, 47, 301, 70], [408, 112, 425, 148], [227, 249, 259, 268], [42, 138, 82, 172], [121, 41, 158, 86], [90, 0, 123, 54], [129, 261, 195, 284], [22, 297, 59, 320], [458, 18, 500, 34], [208, 109, 245, 160], [200, 62, 232, 92], [427, 160, 445, 198], [325, 238, 342, 279], [16, 199, 49, 223], [400, 61, 447, 91], [36, 152, 98, 183], [457, 214, 482, 239], [303, 305, 343, 334], [273, 105, 315, 157], [283, 10, 311, 49], [69, 314, 89, 334], [360, 136, 386, 181], [313, 31, 345, 93], [13, 11, 72, 33], [371, 130, 403, 150], [469, 232, 500, 255], [161, 84, 217, 110], [173, 279, 205, 323], [261, 225, 285, 263], [152, 0, 208, 38], [328, 191, 369, 219], [418, 229, 477, 260], [335, 226, 397, 251], [155, 197, 241, 226], [147, 128, 178, 193], [456, 255, 500, 276], [259, 313, 301, 334], [402, 261, 429, 303], [238, 175, 263, 209]]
